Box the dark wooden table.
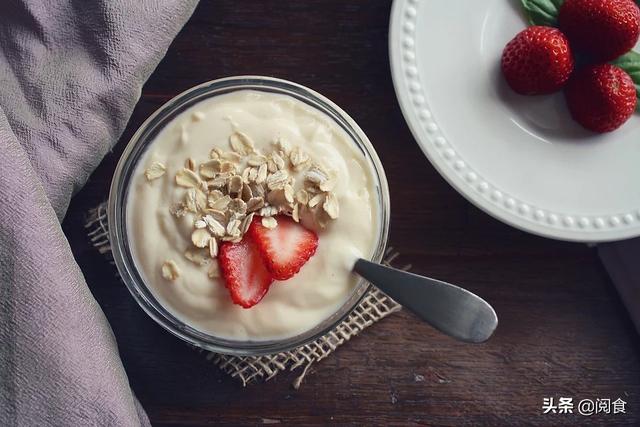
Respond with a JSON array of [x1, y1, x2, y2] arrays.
[[62, 1, 640, 425]]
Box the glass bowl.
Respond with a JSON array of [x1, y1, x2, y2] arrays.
[[108, 76, 390, 356]]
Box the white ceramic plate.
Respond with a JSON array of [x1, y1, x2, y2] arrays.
[[389, 0, 640, 242]]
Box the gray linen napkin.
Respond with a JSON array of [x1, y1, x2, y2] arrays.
[[599, 240, 640, 332], [0, 1, 198, 425]]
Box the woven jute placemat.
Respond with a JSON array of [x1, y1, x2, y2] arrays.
[[85, 202, 406, 387]]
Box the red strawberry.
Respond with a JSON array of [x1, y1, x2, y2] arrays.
[[501, 26, 574, 95], [564, 64, 637, 133], [249, 215, 319, 281], [559, 0, 640, 62], [218, 236, 273, 308]]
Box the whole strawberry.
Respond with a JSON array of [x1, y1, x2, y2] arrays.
[[565, 64, 637, 133], [559, 0, 640, 62], [501, 26, 574, 95]]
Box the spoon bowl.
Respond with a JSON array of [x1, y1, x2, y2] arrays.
[[354, 259, 498, 343]]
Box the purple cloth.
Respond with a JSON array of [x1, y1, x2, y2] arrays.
[[0, 1, 198, 425], [599, 240, 640, 332]]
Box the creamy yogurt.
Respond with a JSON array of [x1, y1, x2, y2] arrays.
[[127, 90, 380, 341]]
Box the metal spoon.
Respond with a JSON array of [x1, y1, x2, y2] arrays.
[[354, 259, 498, 343]]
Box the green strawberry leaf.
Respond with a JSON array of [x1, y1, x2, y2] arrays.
[[611, 50, 640, 111], [520, 0, 564, 27]]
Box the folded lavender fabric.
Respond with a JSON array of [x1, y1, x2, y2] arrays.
[[0, 1, 198, 425], [599, 239, 640, 333]]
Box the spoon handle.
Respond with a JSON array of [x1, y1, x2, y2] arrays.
[[354, 259, 498, 343]]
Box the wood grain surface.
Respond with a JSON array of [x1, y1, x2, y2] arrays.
[[62, 1, 640, 425]]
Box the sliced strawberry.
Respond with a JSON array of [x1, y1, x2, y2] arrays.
[[218, 236, 273, 308], [249, 215, 319, 281]]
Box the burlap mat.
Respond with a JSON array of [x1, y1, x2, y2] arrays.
[[85, 202, 406, 387]]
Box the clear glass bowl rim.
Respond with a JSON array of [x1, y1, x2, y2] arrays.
[[108, 76, 391, 356]]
